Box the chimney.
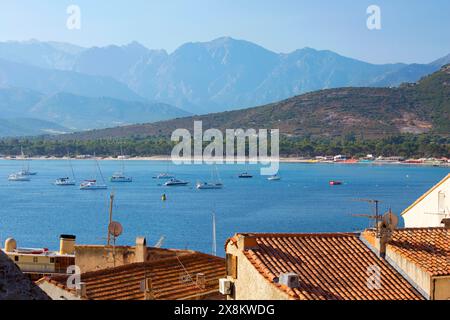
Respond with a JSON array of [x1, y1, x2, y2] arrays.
[[76, 282, 87, 299], [278, 273, 300, 289], [60, 235, 76, 255], [375, 222, 394, 258], [237, 235, 258, 250], [135, 237, 147, 263], [442, 218, 450, 229]]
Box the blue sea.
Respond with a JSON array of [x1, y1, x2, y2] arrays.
[[0, 159, 448, 256]]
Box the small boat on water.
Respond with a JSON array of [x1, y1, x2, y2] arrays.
[[238, 172, 253, 179], [329, 180, 343, 186], [164, 178, 189, 186], [110, 172, 133, 183], [80, 180, 108, 190], [197, 165, 223, 190], [8, 173, 31, 182], [55, 156, 76, 186], [80, 156, 108, 190], [110, 146, 132, 183], [18, 147, 37, 176], [55, 177, 76, 186], [196, 182, 223, 190], [154, 173, 176, 180], [268, 175, 281, 181]]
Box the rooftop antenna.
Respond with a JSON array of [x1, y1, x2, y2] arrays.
[[154, 236, 165, 248], [351, 199, 382, 235], [107, 192, 115, 246], [108, 221, 123, 268], [212, 210, 217, 257]]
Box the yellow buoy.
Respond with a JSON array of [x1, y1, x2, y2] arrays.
[[161, 194, 167, 201]]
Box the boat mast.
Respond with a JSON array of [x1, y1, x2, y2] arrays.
[[107, 192, 115, 246], [212, 211, 217, 256]]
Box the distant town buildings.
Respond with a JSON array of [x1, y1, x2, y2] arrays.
[[402, 174, 450, 228]]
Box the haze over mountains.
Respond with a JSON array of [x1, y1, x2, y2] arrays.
[[0, 37, 449, 137], [62, 65, 450, 141]]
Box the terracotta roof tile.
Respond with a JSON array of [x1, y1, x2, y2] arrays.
[[47, 252, 225, 300], [236, 233, 423, 300], [364, 228, 449, 276]]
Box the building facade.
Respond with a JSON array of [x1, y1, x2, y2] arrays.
[[402, 174, 449, 228]]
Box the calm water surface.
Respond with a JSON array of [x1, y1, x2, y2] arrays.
[[0, 159, 448, 256]]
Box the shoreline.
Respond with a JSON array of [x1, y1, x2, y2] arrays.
[[1, 155, 449, 167]]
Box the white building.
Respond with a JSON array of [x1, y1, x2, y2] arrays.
[[402, 174, 450, 228]]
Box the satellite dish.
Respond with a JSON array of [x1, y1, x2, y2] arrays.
[[108, 221, 123, 237], [382, 211, 399, 230]]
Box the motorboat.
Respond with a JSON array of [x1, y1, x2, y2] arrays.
[[196, 181, 223, 190], [164, 178, 189, 186], [80, 180, 108, 190], [238, 172, 253, 178], [54, 177, 76, 186], [154, 173, 176, 180], [329, 180, 343, 186]]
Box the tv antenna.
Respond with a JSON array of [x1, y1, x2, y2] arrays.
[[351, 199, 383, 234]]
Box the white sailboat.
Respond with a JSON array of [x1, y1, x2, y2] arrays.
[[80, 156, 108, 190], [17, 147, 37, 176], [197, 166, 223, 190], [8, 173, 30, 182], [110, 146, 132, 183], [267, 174, 281, 181], [55, 157, 76, 186]]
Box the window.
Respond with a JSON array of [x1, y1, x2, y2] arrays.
[[14, 256, 19, 262], [226, 254, 238, 279], [50, 258, 55, 263], [33, 257, 38, 263]]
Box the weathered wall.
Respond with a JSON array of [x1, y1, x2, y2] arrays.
[[37, 281, 80, 300], [433, 277, 450, 300], [385, 248, 431, 299], [75, 246, 136, 273], [226, 242, 290, 300]]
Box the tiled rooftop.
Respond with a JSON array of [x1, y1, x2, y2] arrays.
[[45, 252, 225, 300], [234, 233, 424, 300], [363, 228, 449, 276]]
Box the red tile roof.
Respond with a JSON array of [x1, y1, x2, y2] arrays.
[[235, 233, 423, 300], [364, 228, 449, 277], [44, 252, 225, 300]]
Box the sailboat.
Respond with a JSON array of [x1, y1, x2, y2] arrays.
[[55, 157, 76, 186], [267, 174, 281, 181], [154, 158, 175, 179], [18, 147, 37, 176], [8, 173, 30, 182], [80, 156, 108, 190], [110, 146, 132, 183], [197, 166, 223, 190]]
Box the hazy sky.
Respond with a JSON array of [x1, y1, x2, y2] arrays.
[[0, 0, 449, 64]]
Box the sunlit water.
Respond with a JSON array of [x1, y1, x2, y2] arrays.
[[0, 159, 448, 256]]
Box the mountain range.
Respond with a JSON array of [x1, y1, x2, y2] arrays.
[[60, 65, 450, 141], [1, 38, 450, 114], [1, 38, 450, 137], [0, 87, 189, 137]]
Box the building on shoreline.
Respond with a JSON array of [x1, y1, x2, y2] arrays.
[[402, 174, 449, 228]]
